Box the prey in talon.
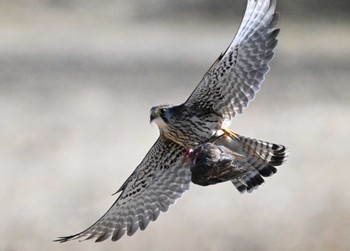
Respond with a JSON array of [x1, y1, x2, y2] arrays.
[[187, 133, 288, 193]]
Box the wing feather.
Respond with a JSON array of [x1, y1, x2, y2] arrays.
[[185, 0, 279, 124], [55, 137, 190, 242]]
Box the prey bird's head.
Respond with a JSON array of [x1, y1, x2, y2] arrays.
[[150, 105, 172, 129]]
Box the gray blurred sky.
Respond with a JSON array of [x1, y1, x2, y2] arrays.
[[2, 0, 350, 19], [1, 1, 350, 251]]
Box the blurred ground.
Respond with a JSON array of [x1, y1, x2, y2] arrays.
[[1, 1, 350, 251]]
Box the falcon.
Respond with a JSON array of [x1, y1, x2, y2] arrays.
[[56, 0, 288, 243]]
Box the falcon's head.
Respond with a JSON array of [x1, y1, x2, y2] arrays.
[[150, 105, 172, 129], [150, 104, 187, 144]]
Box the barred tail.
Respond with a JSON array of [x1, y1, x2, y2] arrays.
[[240, 135, 288, 176], [231, 134, 288, 193]]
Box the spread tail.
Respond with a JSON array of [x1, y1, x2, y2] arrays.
[[231, 134, 288, 193]]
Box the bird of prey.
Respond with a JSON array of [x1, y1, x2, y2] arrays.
[[56, 0, 288, 243]]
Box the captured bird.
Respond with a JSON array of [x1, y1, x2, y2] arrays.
[[188, 133, 287, 193], [56, 0, 288, 243]]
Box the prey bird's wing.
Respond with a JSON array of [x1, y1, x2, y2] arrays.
[[184, 0, 279, 125], [55, 137, 190, 242]]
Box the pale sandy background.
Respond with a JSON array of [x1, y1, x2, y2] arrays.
[[1, 1, 350, 250]]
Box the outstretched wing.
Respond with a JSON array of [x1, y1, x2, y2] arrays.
[[184, 0, 279, 125], [55, 137, 190, 242]]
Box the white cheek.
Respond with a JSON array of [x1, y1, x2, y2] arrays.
[[152, 117, 168, 129]]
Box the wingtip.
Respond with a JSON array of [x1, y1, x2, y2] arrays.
[[53, 237, 68, 243], [53, 233, 80, 243]]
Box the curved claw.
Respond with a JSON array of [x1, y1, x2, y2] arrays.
[[221, 128, 239, 140]]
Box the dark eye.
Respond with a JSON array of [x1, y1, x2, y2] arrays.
[[160, 108, 167, 114]]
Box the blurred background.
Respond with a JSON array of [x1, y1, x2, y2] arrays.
[[1, 0, 349, 250]]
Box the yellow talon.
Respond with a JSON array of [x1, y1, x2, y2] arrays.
[[221, 128, 239, 140]]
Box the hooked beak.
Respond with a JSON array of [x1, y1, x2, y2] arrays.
[[150, 112, 157, 124]]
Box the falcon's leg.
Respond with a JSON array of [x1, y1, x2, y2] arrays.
[[221, 128, 239, 140]]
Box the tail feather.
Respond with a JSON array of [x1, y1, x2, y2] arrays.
[[231, 164, 265, 193], [228, 134, 288, 193], [239, 135, 288, 177]]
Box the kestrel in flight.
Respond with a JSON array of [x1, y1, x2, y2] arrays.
[[56, 0, 288, 243]]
